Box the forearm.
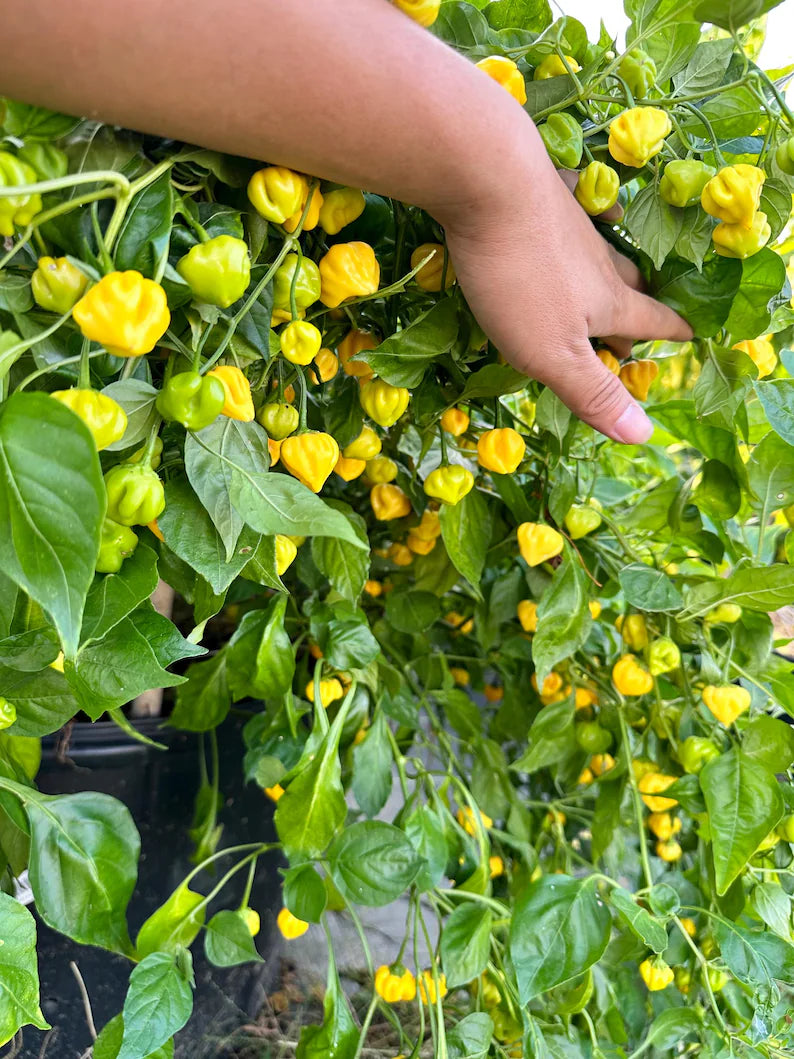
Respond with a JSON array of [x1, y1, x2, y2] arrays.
[[0, 0, 547, 224]]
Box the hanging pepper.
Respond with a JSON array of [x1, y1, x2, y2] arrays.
[[701, 164, 765, 227], [311, 347, 339, 383], [334, 454, 366, 481], [157, 371, 226, 430], [608, 107, 671, 167], [319, 242, 380, 307], [517, 599, 538, 633], [51, 388, 127, 450], [344, 425, 382, 460], [575, 721, 613, 754], [371, 483, 412, 520], [678, 736, 720, 774], [272, 253, 322, 312], [31, 256, 88, 314], [616, 614, 648, 650], [638, 771, 678, 812], [477, 427, 525, 474], [423, 464, 474, 505], [96, 517, 139, 573], [0, 152, 42, 235], [360, 378, 410, 427], [280, 432, 340, 492], [640, 958, 674, 991], [704, 601, 743, 624], [412, 508, 441, 541], [476, 56, 528, 104], [366, 456, 398, 484], [534, 54, 581, 80], [538, 113, 584, 169], [620, 359, 658, 401], [713, 211, 771, 258], [410, 243, 456, 291], [176, 235, 251, 308], [276, 907, 309, 940], [374, 965, 417, 1003], [268, 438, 282, 465], [406, 531, 435, 555], [617, 48, 657, 98], [776, 135, 794, 175], [388, 542, 413, 566], [612, 654, 653, 696], [319, 187, 366, 235], [659, 160, 716, 209], [702, 684, 751, 726], [104, 463, 165, 526], [305, 677, 344, 709], [647, 812, 681, 841], [72, 271, 171, 357], [283, 184, 323, 233], [207, 365, 255, 421], [517, 522, 564, 566], [596, 347, 621, 374], [564, 504, 602, 539], [440, 407, 469, 436], [575, 162, 620, 215], [247, 166, 307, 224], [257, 402, 299, 440], [590, 753, 615, 777], [280, 320, 322, 366], [338, 330, 377, 379], [648, 636, 681, 676], [130, 436, 163, 469]]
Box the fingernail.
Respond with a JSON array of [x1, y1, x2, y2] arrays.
[[613, 404, 653, 445]]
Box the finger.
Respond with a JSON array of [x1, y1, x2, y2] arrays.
[[600, 335, 633, 358], [607, 245, 643, 291], [538, 340, 653, 445], [617, 286, 694, 343]]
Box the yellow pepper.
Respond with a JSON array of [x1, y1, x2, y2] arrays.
[[337, 330, 377, 379], [374, 964, 417, 1003], [366, 456, 398, 483], [283, 184, 323, 233], [534, 54, 581, 80], [305, 677, 344, 708], [412, 508, 441, 540], [596, 348, 621, 374], [638, 772, 678, 812], [576, 687, 598, 710], [280, 432, 340, 492], [423, 464, 474, 505], [318, 187, 366, 235], [640, 957, 674, 991], [702, 684, 751, 726], [657, 839, 683, 862], [334, 454, 366, 481], [207, 365, 255, 421], [477, 427, 526, 474], [489, 855, 505, 878], [277, 907, 309, 940], [531, 671, 563, 698], [620, 360, 659, 401], [51, 388, 127, 450], [360, 379, 410, 427], [680, 917, 697, 937], [704, 602, 743, 624], [388, 542, 414, 566], [517, 523, 564, 567], [457, 806, 493, 835], [575, 162, 620, 215], [608, 107, 671, 167], [275, 534, 298, 576], [247, 166, 307, 224], [364, 579, 383, 597], [476, 56, 528, 104], [615, 614, 648, 651], [406, 532, 436, 555], [31, 256, 88, 314], [410, 243, 456, 291], [344, 425, 382, 460], [392, 0, 440, 26], [440, 407, 470, 436], [264, 783, 284, 802], [280, 320, 322, 366], [72, 271, 170, 357], [371, 483, 412, 520], [713, 210, 771, 258], [484, 684, 503, 703], [589, 601, 602, 620], [647, 812, 681, 841], [612, 654, 653, 696], [311, 347, 339, 383], [451, 667, 470, 687], [319, 242, 380, 308], [701, 164, 765, 228], [445, 611, 473, 634], [268, 438, 282, 466], [517, 600, 538, 633], [590, 753, 615, 777]]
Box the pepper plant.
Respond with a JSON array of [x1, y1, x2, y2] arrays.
[[1, 0, 794, 1056]]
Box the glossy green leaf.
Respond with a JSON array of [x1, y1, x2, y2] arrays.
[[618, 564, 683, 612], [204, 910, 262, 967], [227, 596, 295, 701], [118, 952, 193, 1059], [357, 299, 459, 387], [440, 487, 491, 596], [532, 547, 591, 685], [440, 903, 493, 989], [328, 821, 422, 907], [0, 892, 49, 1046], [135, 884, 205, 959]]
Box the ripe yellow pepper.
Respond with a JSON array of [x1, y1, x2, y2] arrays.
[[305, 677, 344, 708], [476, 56, 528, 104], [337, 329, 377, 379], [701, 164, 765, 228], [360, 378, 410, 427], [280, 432, 340, 492], [423, 464, 474, 505], [411, 243, 456, 291], [274, 534, 298, 576], [596, 348, 621, 374], [484, 684, 503, 703], [612, 654, 653, 696], [280, 320, 322, 366], [247, 166, 307, 224], [575, 162, 620, 216], [638, 772, 678, 812], [318, 187, 366, 235], [406, 532, 436, 555], [713, 211, 771, 258], [388, 542, 414, 566], [374, 964, 417, 1003], [702, 684, 751, 726], [451, 667, 470, 686], [268, 438, 282, 466], [517, 599, 538, 633], [364, 579, 383, 597], [72, 271, 170, 358], [207, 365, 255, 421], [590, 753, 616, 777], [344, 425, 382, 460], [371, 483, 412, 520], [366, 456, 398, 483], [534, 54, 581, 80], [392, 0, 440, 26], [608, 107, 671, 167], [440, 407, 469, 436], [445, 610, 473, 634], [620, 360, 658, 401], [51, 388, 127, 450], [477, 427, 526, 474], [640, 957, 674, 991], [264, 783, 284, 802], [615, 613, 648, 651], [657, 839, 683, 862], [277, 907, 309, 940], [283, 184, 323, 233], [311, 347, 339, 383], [647, 812, 681, 841], [319, 242, 380, 308], [334, 454, 366, 481], [517, 523, 563, 567], [489, 855, 505, 878], [457, 806, 493, 835], [412, 508, 441, 540]]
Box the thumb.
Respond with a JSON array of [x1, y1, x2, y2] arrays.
[[539, 343, 653, 445]]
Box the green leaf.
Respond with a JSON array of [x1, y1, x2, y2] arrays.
[[535, 387, 571, 441], [384, 589, 441, 633], [204, 910, 263, 967], [311, 504, 369, 601], [0, 663, 78, 737], [0, 892, 49, 1046], [118, 952, 193, 1059], [751, 883, 793, 941], [625, 184, 683, 270], [693, 346, 755, 423], [510, 875, 611, 1003], [404, 806, 448, 892], [532, 547, 591, 685], [135, 884, 205, 959], [185, 419, 271, 559], [645, 1008, 702, 1052], [484, 0, 552, 32], [440, 487, 491, 596], [609, 886, 668, 953], [756, 380, 794, 446], [102, 380, 159, 452], [724, 249, 787, 339], [0, 627, 59, 671], [440, 903, 493, 989], [328, 820, 422, 907], [114, 171, 174, 277], [681, 564, 794, 619], [747, 432, 794, 511], [230, 471, 366, 549], [715, 919, 794, 986], [26, 789, 139, 953], [80, 542, 160, 645], [680, 84, 759, 140], [460, 364, 528, 400], [0, 393, 105, 658], [693, 0, 787, 30], [2, 101, 78, 139], [169, 651, 231, 732], [315, 613, 380, 670], [227, 596, 295, 701], [446, 1013, 494, 1059], [93, 1014, 174, 1059], [357, 300, 459, 387], [673, 38, 733, 94], [434, 689, 482, 741], [618, 564, 683, 612], [741, 715, 794, 772], [511, 696, 576, 774], [352, 710, 393, 818], [701, 748, 784, 894], [650, 256, 742, 338], [295, 948, 357, 1059], [283, 864, 328, 923]]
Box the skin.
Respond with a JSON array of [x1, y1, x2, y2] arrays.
[[0, 0, 692, 442]]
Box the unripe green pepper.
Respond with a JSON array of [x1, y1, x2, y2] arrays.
[[0, 151, 42, 236], [678, 735, 720, 775], [257, 401, 300, 440], [776, 136, 794, 176], [31, 256, 89, 314], [96, 518, 139, 573], [575, 721, 613, 754], [617, 48, 657, 98], [156, 371, 226, 431], [0, 697, 17, 730], [776, 814, 794, 842], [538, 113, 583, 169], [104, 463, 165, 526], [575, 161, 620, 215], [660, 160, 716, 208], [704, 602, 742, 624], [564, 503, 602, 539], [176, 235, 251, 309], [648, 636, 681, 676], [17, 143, 69, 180], [272, 253, 322, 312]]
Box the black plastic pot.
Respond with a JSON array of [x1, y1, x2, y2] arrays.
[[18, 714, 282, 1059]]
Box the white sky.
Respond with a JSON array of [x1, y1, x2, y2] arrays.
[[557, 0, 794, 70]]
